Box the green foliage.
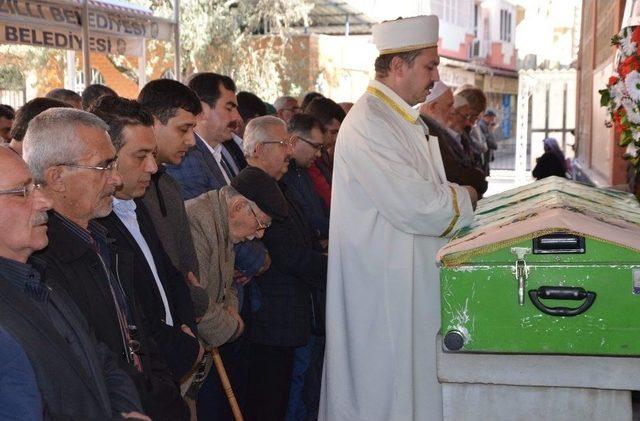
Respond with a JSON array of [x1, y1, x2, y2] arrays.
[[599, 88, 610, 107], [0, 64, 25, 90], [137, 0, 314, 100]]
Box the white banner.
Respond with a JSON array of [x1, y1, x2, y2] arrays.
[[1, 22, 143, 55], [0, 0, 173, 41]]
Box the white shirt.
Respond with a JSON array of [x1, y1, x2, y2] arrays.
[[112, 198, 174, 326], [319, 79, 474, 421], [197, 132, 232, 184], [232, 133, 243, 149]]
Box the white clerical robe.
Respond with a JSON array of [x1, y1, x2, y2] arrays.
[[319, 79, 475, 421]]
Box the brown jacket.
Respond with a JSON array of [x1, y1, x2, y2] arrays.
[[185, 190, 239, 347]]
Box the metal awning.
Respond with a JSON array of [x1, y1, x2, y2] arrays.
[[294, 0, 376, 35]]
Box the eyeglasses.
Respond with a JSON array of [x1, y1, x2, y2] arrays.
[[249, 205, 270, 232], [296, 135, 324, 151], [454, 109, 480, 123], [0, 182, 43, 198], [60, 159, 118, 173], [261, 137, 297, 148]]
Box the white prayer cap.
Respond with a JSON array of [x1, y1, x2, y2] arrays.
[[426, 81, 450, 103], [372, 15, 439, 55]]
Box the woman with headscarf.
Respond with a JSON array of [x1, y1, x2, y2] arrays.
[[532, 137, 568, 180]]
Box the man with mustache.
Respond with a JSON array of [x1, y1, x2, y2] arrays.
[[25, 105, 191, 420], [166, 72, 244, 199], [231, 116, 328, 421], [320, 16, 477, 421], [15, 113, 150, 419], [90, 96, 204, 396]]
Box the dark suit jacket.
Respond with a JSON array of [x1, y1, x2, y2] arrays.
[[0, 267, 140, 419], [34, 211, 188, 420], [422, 115, 488, 198], [165, 133, 227, 200], [223, 138, 248, 170], [232, 166, 327, 347], [99, 201, 200, 381]]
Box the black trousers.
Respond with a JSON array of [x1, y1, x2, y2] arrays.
[[247, 342, 295, 421]]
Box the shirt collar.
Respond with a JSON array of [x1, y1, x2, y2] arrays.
[[53, 210, 95, 247], [112, 197, 137, 214], [195, 131, 223, 158], [0, 255, 49, 301], [366, 79, 420, 124]]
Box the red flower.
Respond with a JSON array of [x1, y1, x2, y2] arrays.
[[632, 27, 640, 45], [609, 75, 620, 85], [619, 55, 640, 77], [613, 110, 623, 133], [613, 108, 630, 134]]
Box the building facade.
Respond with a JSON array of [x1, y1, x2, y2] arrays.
[[574, 0, 627, 187]]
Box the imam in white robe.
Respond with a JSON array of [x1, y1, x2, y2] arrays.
[[319, 79, 475, 421]]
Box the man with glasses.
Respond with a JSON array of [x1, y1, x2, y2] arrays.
[[15, 113, 152, 419], [420, 81, 488, 197], [447, 84, 488, 173], [184, 185, 271, 417], [281, 113, 330, 242], [24, 106, 192, 420], [280, 113, 331, 419], [231, 115, 328, 421]]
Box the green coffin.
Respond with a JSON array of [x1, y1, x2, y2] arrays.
[[438, 177, 640, 356]]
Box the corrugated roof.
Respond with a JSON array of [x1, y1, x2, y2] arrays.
[[295, 0, 376, 35]]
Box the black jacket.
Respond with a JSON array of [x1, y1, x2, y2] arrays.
[[98, 200, 200, 381], [232, 166, 327, 347], [34, 211, 188, 420], [0, 262, 141, 420], [532, 152, 567, 180]]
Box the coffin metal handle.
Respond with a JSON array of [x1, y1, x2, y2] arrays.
[[528, 286, 596, 317]]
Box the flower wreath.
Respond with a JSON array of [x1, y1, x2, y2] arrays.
[[600, 25, 640, 168]]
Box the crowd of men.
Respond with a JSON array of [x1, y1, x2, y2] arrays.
[[0, 15, 498, 421]]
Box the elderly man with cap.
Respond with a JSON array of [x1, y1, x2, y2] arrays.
[[320, 16, 477, 421], [420, 81, 488, 197], [184, 185, 272, 419]]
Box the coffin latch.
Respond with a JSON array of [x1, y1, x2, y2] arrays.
[[511, 247, 531, 306]]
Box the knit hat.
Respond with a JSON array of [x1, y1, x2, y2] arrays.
[[231, 166, 289, 220]]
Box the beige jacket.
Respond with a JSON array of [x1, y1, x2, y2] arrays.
[[185, 190, 239, 347]]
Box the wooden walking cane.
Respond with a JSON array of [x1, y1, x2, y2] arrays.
[[211, 347, 244, 421]]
